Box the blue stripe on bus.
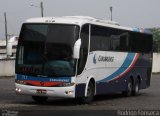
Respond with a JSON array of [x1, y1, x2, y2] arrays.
[[98, 53, 135, 82], [16, 74, 71, 83]]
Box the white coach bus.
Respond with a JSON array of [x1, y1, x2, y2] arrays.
[[15, 16, 153, 103]]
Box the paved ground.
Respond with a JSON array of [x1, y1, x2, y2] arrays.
[[0, 74, 160, 116]]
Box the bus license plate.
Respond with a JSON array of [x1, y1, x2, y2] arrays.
[[36, 89, 47, 94]]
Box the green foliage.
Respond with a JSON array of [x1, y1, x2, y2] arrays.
[[149, 28, 160, 52], [150, 28, 160, 41]]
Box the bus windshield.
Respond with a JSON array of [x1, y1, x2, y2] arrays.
[[16, 24, 79, 77]]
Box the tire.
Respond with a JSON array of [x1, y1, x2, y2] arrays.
[[81, 82, 95, 104], [123, 79, 133, 97], [32, 96, 48, 103], [132, 79, 140, 96]]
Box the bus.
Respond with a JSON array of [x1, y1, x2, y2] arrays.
[[15, 16, 153, 103]]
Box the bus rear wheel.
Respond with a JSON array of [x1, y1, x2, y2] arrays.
[[123, 79, 133, 97], [81, 82, 95, 104], [32, 96, 48, 103], [132, 79, 140, 96]]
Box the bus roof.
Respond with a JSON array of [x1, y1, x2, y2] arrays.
[[25, 16, 152, 35]]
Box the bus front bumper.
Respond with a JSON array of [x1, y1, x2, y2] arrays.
[[15, 83, 75, 98]]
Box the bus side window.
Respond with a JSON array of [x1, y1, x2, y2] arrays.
[[90, 25, 110, 51], [110, 35, 120, 51], [110, 30, 129, 52], [129, 32, 153, 53], [119, 32, 129, 51]]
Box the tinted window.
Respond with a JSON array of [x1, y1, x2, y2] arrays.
[[90, 25, 129, 52], [47, 25, 79, 46], [16, 24, 80, 76], [89, 24, 152, 53], [130, 32, 153, 53], [90, 25, 110, 51]]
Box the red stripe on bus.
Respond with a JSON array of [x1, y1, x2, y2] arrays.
[[108, 53, 140, 82], [24, 80, 63, 87]]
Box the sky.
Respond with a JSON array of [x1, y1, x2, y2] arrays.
[[0, 0, 160, 39]]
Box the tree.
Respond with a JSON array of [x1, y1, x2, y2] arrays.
[[150, 28, 160, 41], [149, 28, 160, 52]]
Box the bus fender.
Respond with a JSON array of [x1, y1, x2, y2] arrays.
[[84, 76, 96, 97]]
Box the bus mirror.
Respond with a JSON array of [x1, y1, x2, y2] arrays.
[[73, 39, 81, 59]]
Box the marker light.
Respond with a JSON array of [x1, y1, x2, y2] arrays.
[[65, 91, 73, 95]]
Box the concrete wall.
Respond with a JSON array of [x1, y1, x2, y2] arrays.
[[152, 53, 160, 73], [0, 59, 15, 77]]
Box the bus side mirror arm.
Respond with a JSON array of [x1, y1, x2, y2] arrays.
[[73, 39, 81, 59]]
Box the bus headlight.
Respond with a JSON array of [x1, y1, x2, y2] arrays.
[[58, 83, 75, 87]]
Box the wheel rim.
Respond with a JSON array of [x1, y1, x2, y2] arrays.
[[128, 82, 132, 92], [135, 83, 139, 93], [127, 82, 132, 96], [87, 86, 92, 97]]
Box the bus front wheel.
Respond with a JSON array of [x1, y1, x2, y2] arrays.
[[81, 82, 95, 104], [32, 96, 48, 103]]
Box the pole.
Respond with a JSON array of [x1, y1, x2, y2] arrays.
[[110, 6, 113, 21], [40, 1, 44, 17], [4, 12, 8, 52]]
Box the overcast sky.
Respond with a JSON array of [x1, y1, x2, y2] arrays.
[[0, 0, 160, 39]]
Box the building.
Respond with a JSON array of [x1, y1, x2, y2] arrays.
[[0, 37, 18, 59]]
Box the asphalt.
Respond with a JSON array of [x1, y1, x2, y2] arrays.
[[0, 74, 160, 116]]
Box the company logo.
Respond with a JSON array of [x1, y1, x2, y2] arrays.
[[98, 56, 114, 62], [93, 54, 97, 64], [93, 54, 114, 64]]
